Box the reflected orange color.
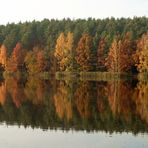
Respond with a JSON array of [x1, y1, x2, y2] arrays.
[[24, 78, 47, 105], [97, 83, 108, 113], [5, 77, 26, 108], [75, 82, 92, 119], [36, 85, 44, 105], [54, 82, 72, 121], [133, 82, 148, 123], [107, 81, 120, 115], [0, 82, 6, 105], [0, 45, 7, 67], [107, 81, 136, 122]]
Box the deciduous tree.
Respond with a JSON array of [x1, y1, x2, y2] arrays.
[[54, 32, 74, 71], [133, 32, 148, 72], [75, 33, 94, 71], [105, 33, 134, 73], [25, 48, 38, 74], [97, 37, 106, 71], [6, 42, 26, 72], [0, 44, 7, 68], [36, 50, 50, 72]]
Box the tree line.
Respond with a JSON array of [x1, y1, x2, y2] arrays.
[[0, 17, 148, 73]]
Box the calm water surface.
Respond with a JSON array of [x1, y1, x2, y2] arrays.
[[0, 77, 147, 148]]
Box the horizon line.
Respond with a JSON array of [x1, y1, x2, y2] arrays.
[[1, 15, 147, 26]]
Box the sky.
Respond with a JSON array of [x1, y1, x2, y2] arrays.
[[0, 0, 148, 24]]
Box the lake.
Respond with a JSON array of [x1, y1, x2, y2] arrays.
[[0, 76, 147, 148]]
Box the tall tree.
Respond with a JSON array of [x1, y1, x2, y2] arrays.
[[6, 42, 26, 72], [97, 37, 106, 71], [133, 32, 148, 72], [25, 47, 39, 74], [75, 33, 94, 71], [105, 33, 134, 73], [65, 32, 77, 71], [36, 50, 50, 72], [54, 32, 74, 71], [0, 44, 7, 68]]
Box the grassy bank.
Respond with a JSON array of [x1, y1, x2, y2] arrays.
[[55, 71, 136, 81], [3, 71, 54, 80], [3, 71, 148, 81]]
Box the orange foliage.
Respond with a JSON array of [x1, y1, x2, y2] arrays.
[[0, 82, 6, 106], [105, 33, 134, 72], [0, 45, 7, 68], [6, 42, 26, 72], [75, 34, 94, 71], [36, 50, 50, 72], [97, 37, 106, 71]]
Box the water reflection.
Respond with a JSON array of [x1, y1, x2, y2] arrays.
[[54, 81, 73, 121], [0, 76, 148, 134], [134, 82, 148, 124]]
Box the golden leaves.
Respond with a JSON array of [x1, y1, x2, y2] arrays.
[[133, 32, 148, 72], [54, 32, 74, 71]]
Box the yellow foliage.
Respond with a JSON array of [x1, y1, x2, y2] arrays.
[[0, 45, 7, 68], [54, 32, 74, 71], [133, 32, 148, 72]]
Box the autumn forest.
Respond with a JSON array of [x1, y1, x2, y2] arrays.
[[0, 16, 147, 141], [0, 17, 147, 75]]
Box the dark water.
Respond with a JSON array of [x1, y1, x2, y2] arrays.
[[0, 77, 147, 148]]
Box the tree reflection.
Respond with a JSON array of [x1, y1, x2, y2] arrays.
[[0, 76, 147, 133], [134, 81, 148, 123], [97, 82, 108, 113], [74, 82, 94, 119], [5, 77, 26, 108], [53, 81, 73, 121], [0, 81, 6, 105], [97, 82, 112, 123], [107, 80, 136, 122], [25, 77, 47, 105]]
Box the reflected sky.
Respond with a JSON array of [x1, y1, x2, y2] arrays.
[[0, 124, 148, 148]]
